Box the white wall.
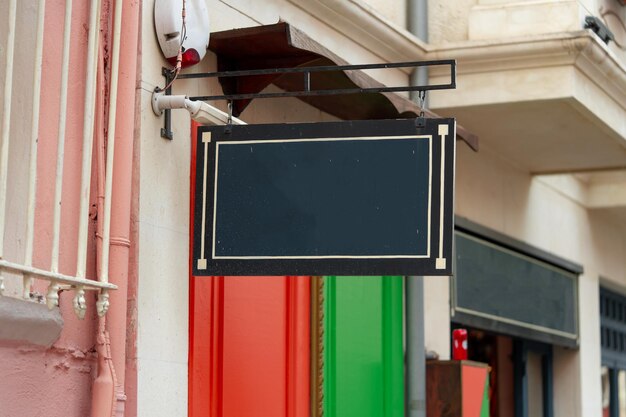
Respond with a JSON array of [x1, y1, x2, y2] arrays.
[[360, 0, 407, 28], [136, 1, 388, 415], [424, 276, 450, 360], [429, 0, 477, 43]]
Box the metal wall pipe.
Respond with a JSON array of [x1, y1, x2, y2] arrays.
[[408, 0, 429, 104], [92, 0, 131, 413], [406, 276, 426, 417], [406, 2, 429, 417], [91, 6, 117, 414], [102, 0, 141, 414], [0, 0, 18, 294]]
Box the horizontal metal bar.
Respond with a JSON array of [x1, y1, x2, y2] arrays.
[[160, 59, 455, 137], [176, 59, 455, 80], [0, 259, 118, 290], [190, 82, 454, 102]]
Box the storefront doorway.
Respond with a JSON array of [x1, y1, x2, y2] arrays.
[[454, 326, 553, 417]]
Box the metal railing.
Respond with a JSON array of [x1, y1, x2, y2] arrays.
[[0, 0, 117, 319]]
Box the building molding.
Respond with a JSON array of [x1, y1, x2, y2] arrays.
[[429, 31, 626, 108], [286, 0, 429, 64], [281, 0, 626, 120], [282, 1, 626, 140]]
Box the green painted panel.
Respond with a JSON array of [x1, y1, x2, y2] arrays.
[[323, 276, 404, 417], [480, 374, 490, 417]]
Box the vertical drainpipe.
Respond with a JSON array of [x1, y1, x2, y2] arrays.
[[405, 276, 426, 417], [408, 0, 429, 105], [90, 0, 141, 415], [107, 0, 141, 414], [406, 1, 428, 417]]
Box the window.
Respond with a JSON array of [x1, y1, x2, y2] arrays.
[[600, 287, 626, 417]]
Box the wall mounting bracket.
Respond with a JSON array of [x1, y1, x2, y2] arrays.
[[156, 59, 456, 140]]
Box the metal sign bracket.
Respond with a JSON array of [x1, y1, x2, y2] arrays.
[[157, 59, 456, 140]]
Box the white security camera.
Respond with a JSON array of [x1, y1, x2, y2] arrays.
[[154, 0, 210, 68]]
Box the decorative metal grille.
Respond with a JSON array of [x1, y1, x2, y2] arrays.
[[0, 0, 116, 319], [600, 287, 626, 368]]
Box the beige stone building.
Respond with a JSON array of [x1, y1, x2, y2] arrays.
[[137, 1, 626, 416]]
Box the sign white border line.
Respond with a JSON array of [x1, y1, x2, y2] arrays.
[[214, 255, 431, 260], [196, 132, 211, 270], [435, 124, 448, 270], [218, 135, 431, 145], [427, 131, 433, 261], [208, 134, 433, 261]]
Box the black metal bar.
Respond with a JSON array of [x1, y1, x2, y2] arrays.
[[159, 59, 456, 140], [542, 347, 554, 417], [161, 68, 174, 140], [514, 339, 528, 417], [190, 82, 453, 102], [610, 368, 619, 417], [450, 63, 456, 89], [176, 59, 455, 80]]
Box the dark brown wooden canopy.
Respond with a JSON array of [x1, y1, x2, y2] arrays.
[[208, 22, 478, 150]]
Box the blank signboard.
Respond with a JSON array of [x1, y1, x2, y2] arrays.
[[453, 230, 579, 347], [192, 118, 455, 276]]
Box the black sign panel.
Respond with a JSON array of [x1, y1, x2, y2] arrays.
[[192, 118, 455, 276], [453, 230, 579, 347]]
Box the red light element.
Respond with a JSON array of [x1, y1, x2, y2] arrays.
[[166, 48, 201, 69], [452, 328, 468, 360]]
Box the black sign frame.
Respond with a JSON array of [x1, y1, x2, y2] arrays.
[[192, 118, 455, 276]]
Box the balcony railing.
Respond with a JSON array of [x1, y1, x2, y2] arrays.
[[0, 0, 117, 319]]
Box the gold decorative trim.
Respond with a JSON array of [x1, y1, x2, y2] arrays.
[[310, 276, 325, 417]]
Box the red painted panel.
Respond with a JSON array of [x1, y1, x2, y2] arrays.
[[189, 120, 311, 417], [190, 276, 310, 417], [462, 364, 488, 417], [222, 277, 287, 416]]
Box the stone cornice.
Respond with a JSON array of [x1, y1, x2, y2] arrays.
[[286, 0, 626, 119], [285, 0, 626, 107], [428, 31, 626, 112]]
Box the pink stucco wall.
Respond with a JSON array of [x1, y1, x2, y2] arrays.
[[0, 0, 130, 415], [0, 301, 98, 417]]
